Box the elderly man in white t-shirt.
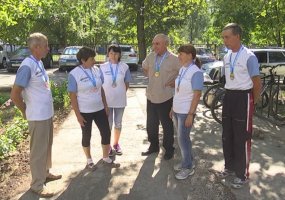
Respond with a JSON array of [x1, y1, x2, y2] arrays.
[[11, 33, 61, 198]]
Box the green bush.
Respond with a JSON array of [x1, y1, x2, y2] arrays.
[[0, 81, 71, 161], [0, 108, 28, 160], [50, 80, 70, 110]]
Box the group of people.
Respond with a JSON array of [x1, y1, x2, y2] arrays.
[[10, 22, 261, 197]]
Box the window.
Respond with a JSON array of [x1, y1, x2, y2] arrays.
[[269, 52, 285, 63], [253, 52, 267, 63]]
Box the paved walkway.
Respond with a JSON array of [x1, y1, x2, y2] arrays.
[[10, 87, 284, 200]]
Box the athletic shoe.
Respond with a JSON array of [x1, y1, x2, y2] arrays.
[[231, 177, 249, 189], [174, 163, 196, 171], [113, 144, 122, 155], [109, 147, 115, 157], [175, 168, 195, 180], [216, 169, 235, 178]]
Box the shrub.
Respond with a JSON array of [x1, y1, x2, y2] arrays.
[[50, 81, 70, 110]]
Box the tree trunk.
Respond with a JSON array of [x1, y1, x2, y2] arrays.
[[136, 0, 146, 64]]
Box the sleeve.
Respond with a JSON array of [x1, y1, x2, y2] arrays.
[[247, 55, 260, 77], [142, 54, 150, 70], [99, 68, 104, 84], [124, 69, 132, 82], [14, 65, 31, 88], [68, 73, 78, 92], [191, 71, 204, 90]]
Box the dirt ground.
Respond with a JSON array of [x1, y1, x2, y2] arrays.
[[0, 109, 70, 200]]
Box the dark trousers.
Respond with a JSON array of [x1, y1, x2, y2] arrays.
[[146, 98, 174, 153], [222, 90, 253, 180], [81, 109, 111, 146]]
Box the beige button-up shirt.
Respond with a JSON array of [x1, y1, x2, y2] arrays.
[[142, 51, 180, 103]]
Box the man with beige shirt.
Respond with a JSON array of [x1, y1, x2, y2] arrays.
[[142, 33, 180, 160]]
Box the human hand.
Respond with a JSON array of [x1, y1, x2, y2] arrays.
[[77, 114, 86, 127], [185, 114, 194, 128], [105, 107, 110, 116], [169, 109, 173, 119]]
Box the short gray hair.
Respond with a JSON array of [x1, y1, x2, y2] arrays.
[[154, 33, 170, 46], [27, 32, 48, 48]]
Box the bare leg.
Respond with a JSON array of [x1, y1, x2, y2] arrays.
[[113, 128, 121, 145], [83, 146, 92, 159], [102, 144, 111, 158]]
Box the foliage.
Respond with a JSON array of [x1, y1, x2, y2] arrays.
[[0, 0, 285, 59], [0, 81, 70, 161], [0, 109, 28, 160], [50, 80, 70, 110]]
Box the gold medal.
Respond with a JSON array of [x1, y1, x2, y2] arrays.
[[230, 73, 235, 80], [155, 72, 159, 77]]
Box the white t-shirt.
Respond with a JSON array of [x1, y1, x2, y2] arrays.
[[14, 57, 54, 121], [173, 65, 202, 114], [68, 66, 104, 113], [223, 47, 258, 90], [100, 62, 129, 107]]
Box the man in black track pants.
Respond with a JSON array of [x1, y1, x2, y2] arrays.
[[218, 23, 262, 189]]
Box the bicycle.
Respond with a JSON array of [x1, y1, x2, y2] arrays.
[[210, 64, 285, 124]]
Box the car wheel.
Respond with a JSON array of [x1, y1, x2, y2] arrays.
[[1, 58, 7, 69], [129, 64, 138, 71]]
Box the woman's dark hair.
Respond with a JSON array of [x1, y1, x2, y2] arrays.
[[108, 44, 122, 61], [77, 46, 96, 64], [178, 44, 201, 68]]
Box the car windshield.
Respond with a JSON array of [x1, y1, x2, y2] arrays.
[[196, 48, 212, 56], [12, 48, 30, 57], [63, 47, 80, 55], [120, 46, 134, 52]]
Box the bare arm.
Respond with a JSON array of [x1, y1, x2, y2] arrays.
[[10, 85, 26, 119], [101, 87, 109, 116], [185, 90, 201, 127], [252, 76, 262, 104], [125, 82, 129, 91], [69, 92, 86, 127]]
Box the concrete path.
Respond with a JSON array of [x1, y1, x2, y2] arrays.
[[9, 87, 284, 200]]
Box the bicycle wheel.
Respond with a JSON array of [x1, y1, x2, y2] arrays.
[[210, 90, 225, 124], [203, 83, 223, 108], [270, 86, 285, 121], [256, 91, 269, 109]]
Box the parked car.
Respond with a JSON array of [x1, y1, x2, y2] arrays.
[[0, 45, 9, 69], [202, 61, 223, 84], [106, 44, 139, 71], [7, 47, 53, 73], [58, 46, 82, 71], [196, 47, 216, 64], [250, 48, 285, 77]]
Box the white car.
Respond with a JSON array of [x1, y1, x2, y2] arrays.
[[251, 48, 285, 77], [58, 46, 82, 71], [202, 61, 223, 84], [106, 45, 139, 71]]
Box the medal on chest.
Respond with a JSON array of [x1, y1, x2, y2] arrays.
[[154, 72, 160, 77], [230, 72, 235, 80]]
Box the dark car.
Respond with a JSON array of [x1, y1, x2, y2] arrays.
[[7, 47, 53, 73]]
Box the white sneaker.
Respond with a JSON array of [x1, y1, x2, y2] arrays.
[[175, 168, 195, 180]]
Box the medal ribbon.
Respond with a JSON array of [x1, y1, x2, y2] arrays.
[[80, 66, 97, 87], [177, 62, 194, 89], [29, 56, 48, 82], [109, 62, 119, 84], [229, 45, 244, 75], [155, 52, 168, 72]]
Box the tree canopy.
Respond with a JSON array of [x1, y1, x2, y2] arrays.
[[0, 0, 285, 61]]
